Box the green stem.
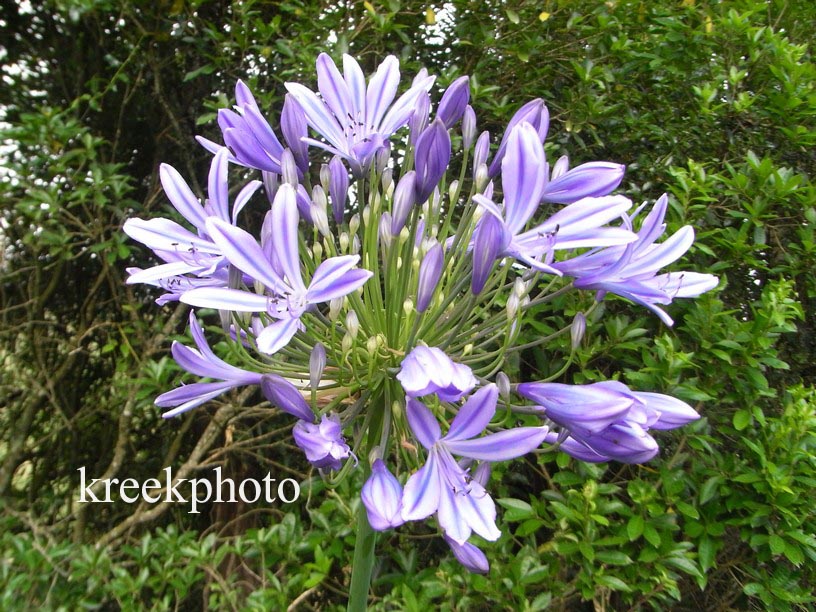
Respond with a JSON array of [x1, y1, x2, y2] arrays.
[[347, 493, 378, 612]]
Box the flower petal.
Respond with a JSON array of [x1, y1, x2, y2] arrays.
[[446, 384, 498, 442], [445, 426, 549, 461], [400, 451, 441, 521]]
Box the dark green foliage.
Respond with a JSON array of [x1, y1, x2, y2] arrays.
[[1, 0, 814, 609]]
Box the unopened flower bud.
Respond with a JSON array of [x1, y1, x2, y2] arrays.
[[462, 343, 473, 356], [262, 170, 279, 205], [329, 156, 349, 224], [376, 146, 391, 173], [473, 131, 490, 170], [409, 92, 431, 145], [309, 343, 326, 390], [391, 171, 417, 235], [261, 375, 313, 421], [311, 202, 330, 238], [496, 372, 511, 399], [329, 297, 343, 321], [361, 459, 404, 531], [379, 213, 393, 249], [362, 205, 371, 225], [382, 168, 393, 193], [341, 333, 353, 353], [366, 336, 378, 355], [320, 163, 331, 192], [462, 105, 477, 149], [551, 155, 570, 181], [417, 242, 443, 313], [506, 292, 520, 320], [339, 232, 350, 253], [351, 234, 361, 254], [311, 241, 323, 262], [448, 180, 459, 203], [346, 310, 360, 338], [437, 76, 469, 128], [281, 149, 298, 186], [513, 278, 527, 298], [571, 312, 586, 349], [414, 119, 451, 203], [403, 298, 414, 316], [475, 163, 489, 190], [349, 213, 360, 236], [399, 226, 410, 245]]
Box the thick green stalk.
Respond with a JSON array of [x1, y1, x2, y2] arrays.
[[347, 480, 377, 612]]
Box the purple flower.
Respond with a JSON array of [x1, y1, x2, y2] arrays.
[[155, 312, 262, 418], [285, 53, 435, 177], [390, 171, 417, 235], [197, 81, 287, 174], [328, 155, 349, 224], [487, 99, 549, 178], [518, 380, 699, 463], [292, 413, 351, 471], [124, 148, 261, 288], [554, 194, 719, 325], [470, 123, 635, 290], [180, 184, 373, 354], [400, 385, 549, 544], [396, 346, 477, 402], [361, 459, 405, 531]]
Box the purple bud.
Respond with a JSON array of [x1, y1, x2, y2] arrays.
[[542, 161, 625, 204], [281, 94, 309, 175], [329, 156, 349, 224], [391, 171, 417, 235], [261, 374, 314, 422], [571, 312, 586, 349], [471, 214, 509, 295], [409, 91, 431, 145], [396, 345, 477, 402], [262, 170, 279, 205], [436, 76, 470, 129], [473, 131, 490, 171], [379, 212, 393, 248], [281, 149, 298, 186], [496, 372, 510, 399], [309, 343, 327, 389], [361, 459, 404, 531], [417, 241, 444, 312], [292, 413, 351, 470], [489, 99, 549, 177], [444, 536, 489, 574], [462, 105, 477, 150], [414, 119, 451, 203]]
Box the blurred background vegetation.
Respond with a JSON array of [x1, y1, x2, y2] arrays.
[[1, 0, 814, 609]]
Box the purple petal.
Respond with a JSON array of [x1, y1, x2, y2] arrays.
[[271, 185, 307, 293], [307, 257, 372, 303], [400, 452, 441, 521], [316, 53, 354, 127], [256, 318, 300, 354], [342, 54, 366, 117], [223, 127, 281, 173], [390, 170, 417, 235], [261, 374, 314, 421], [365, 55, 400, 129], [471, 214, 509, 294], [446, 384, 498, 442], [542, 161, 625, 204], [414, 119, 451, 203], [445, 426, 549, 461], [285, 82, 346, 151], [502, 122, 548, 234], [406, 398, 442, 448], [157, 381, 235, 417], [123, 218, 220, 254], [379, 73, 436, 136], [241, 103, 285, 161], [281, 95, 309, 174], [159, 163, 207, 231], [329, 155, 350, 224], [204, 217, 288, 294], [231, 179, 263, 225], [623, 226, 695, 278], [634, 392, 699, 430], [180, 287, 273, 313], [655, 272, 719, 298]]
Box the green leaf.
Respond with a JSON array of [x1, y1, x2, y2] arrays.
[[643, 524, 661, 547], [733, 409, 752, 430], [595, 575, 631, 591], [627, 515, 644, 541]]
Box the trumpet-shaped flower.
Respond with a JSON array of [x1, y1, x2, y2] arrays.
[[180, 184, 373, 354], [554, 194, 719, 325], [293, 413, 351, 471], [471, 123, 636, 292], [124, 148, 261, 288], [396, 346, 477, 402], [155, 312, 263, 418], [286, 53, 435, 177], [400, 385, 549, 544]]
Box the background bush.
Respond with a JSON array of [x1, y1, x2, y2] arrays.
[[1, 0, 814, 609]]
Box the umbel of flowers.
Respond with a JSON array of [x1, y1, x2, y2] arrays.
[[123, 53, 718, 605]]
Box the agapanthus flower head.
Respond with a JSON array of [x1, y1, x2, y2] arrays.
[[285, 53, 435, 177]]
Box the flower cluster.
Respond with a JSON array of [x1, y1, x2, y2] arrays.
[[124, 53, 717, 574]]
